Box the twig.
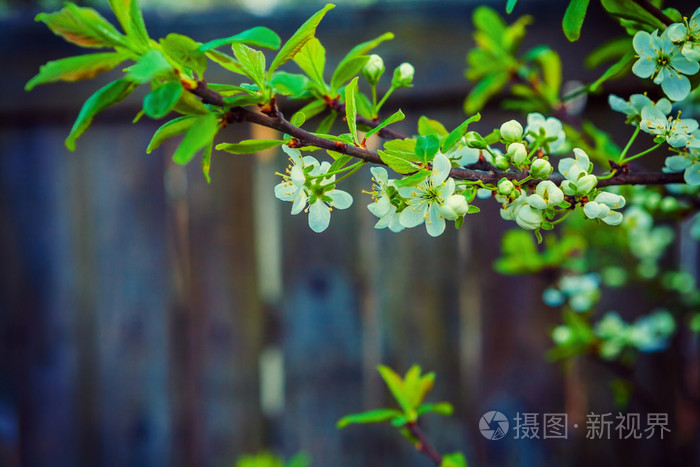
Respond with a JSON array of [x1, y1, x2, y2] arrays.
[[406, 421, 443, 465], [188, 82, 686, 188], [633, 0, 674, 26]]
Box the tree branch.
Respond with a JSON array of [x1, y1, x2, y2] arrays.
[[406, 421, 443, 465], [633, 0, 674, 26], [188, 83, 686, 188]]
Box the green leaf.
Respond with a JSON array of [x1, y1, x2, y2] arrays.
[[355, 91, 373, 120], [690, 314, 700, 333], [417, 402, 454, 417], [330, 56, 369, 94], [36, 3, 127, 49], [202, 141, 213, 183], [173, 90, 210, 115], [464, 72, 509, 113], [26, 52, 128, 91], [296, 99, 327, 121], [205, 50, 246, 75], [394, 170, 429, 188], [143, 81, 182, 119], [588, 51, 635, 92], [198, 26, 281, 52], [415, 135, 440, 163], [270, 72, 311, 97], [216, 139, 284, 154], [290, 111, 306, 128], [585, 37, 631, 69], [268, 3, 335, 76], [506, 0, 518, 14], [534, 49, 562, 103], [108, 0, 150, 50], [316, 112, 337, 134], [379, 151, 420, 175], [126, 49, 172, 83], [443, 114, 481, 152], [328, 154, 353, 174], [232, 43, 267, 89], [600, 0, 666, 30], [333, 32, 393, 76], [563, 0, 591, 41], [172, 113, 219, 165], [441, 453, 468, 467], [377, 365, 412, 413], [293, 38, 326, 90], [337, 408, 403, 428], [146, 115, 197, 153], [66, 78, 137, 151], [382, 139, 418, 161], [160, 33, 207, 77], [472, 6, 507, 44], [418, 116, 448, 138], [345, 77, 359, 144], [286, 452, 312, 467], [365, 110, 405, 139]]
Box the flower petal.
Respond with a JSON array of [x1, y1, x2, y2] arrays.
[[327, 189, 353, 209], [400, 203, 427, 228], [308, 201, 331, 232], [661, 72, 691, 101], [425, 204, 446, 237]]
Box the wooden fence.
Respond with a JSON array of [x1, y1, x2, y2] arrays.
[[1, 1, 698, 466]]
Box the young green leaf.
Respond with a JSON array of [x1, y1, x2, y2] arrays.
[[415, 135, 440, 163], [36, 3, 128, 49], [296, 99, 327, 121], [126, 49, 172, 83], [584, 37, 632, 69], [364, 110, 405, 139], [198, 27, 281, 52], [588, 51, 635, 92], [443, 113, 481, 152], [66, 78, 138, 150], [146, 115, 197, 153], [464, 71, 509, 113], [378, 151, 420, 175], [268, 3, 335, 76], [173, 90, 210, 115], [506, 0, 518, 13], [201, 142, 213, 183], [160, 33, 207, 77], [172, 113, 219, 165], [600, 0, 666, 30], [440, 453, 468, 467], [417, 402, 454, 417], [293, 38, 327, 90], [330, 55, 369, 93], [316, 112, 337, 135], [418, 116, 448, 138], [336, 408, 403, 428], [108, 0, 150, 50], [327, 154, 353, 174], [143, 81, 182, 119], [377, 365, 412, 414], [216, 139, 284, 154], [382, 139, 418, 160], [205, 50, 246, 75], [26, 52, 129, 91], [270, 72, 311, 97], [345, 77, 359, 145], [232, 43, 267, 89], [333, 32, 394, 73], [563, 0, 591, 42]]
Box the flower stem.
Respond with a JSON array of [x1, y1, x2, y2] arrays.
[[334, 161, 366, 184], [550, 210, 573, 225], [620, 142, 664, 164], [618, 125, 641, 162], [376, 86, 395, 113]]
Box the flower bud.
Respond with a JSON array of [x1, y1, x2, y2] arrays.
[[465, 131, 487, 149], [497, 178, 514, 196], [576, 174, 598, 195], [440, 194, 469, 220], [362, 54, 385, 86], [515, 204, 543, 230], [500, 119, 523, 142], [530, 158, 553, 178], [391, 62, 414, 88], [507, 142, 528, 165], [494, 155, 510, 170]]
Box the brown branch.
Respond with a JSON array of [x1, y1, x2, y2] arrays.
[[633, 0, 674, 26], [188, 82, 687, 188], [406, 421, 443, 465]]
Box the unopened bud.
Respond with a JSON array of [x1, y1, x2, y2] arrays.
[[500, 119, 523, 142], [362, 54, 385, 86], [391, 62, 414, 88]]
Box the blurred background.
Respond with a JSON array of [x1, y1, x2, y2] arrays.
[[1, 0, 699, 466]]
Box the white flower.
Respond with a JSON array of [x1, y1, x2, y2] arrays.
[[525, 112, 567, 153], [666, 7, 700, 61], [527, 180, 564, 209], [367, 167, 404, 232], [274, 146, 353, 233], [558, 148, 597, 196], [640, 105, 700, 148], [608, 93, 672, 120], [583, 191, 626, 226], [398, 153, 459, 237]]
